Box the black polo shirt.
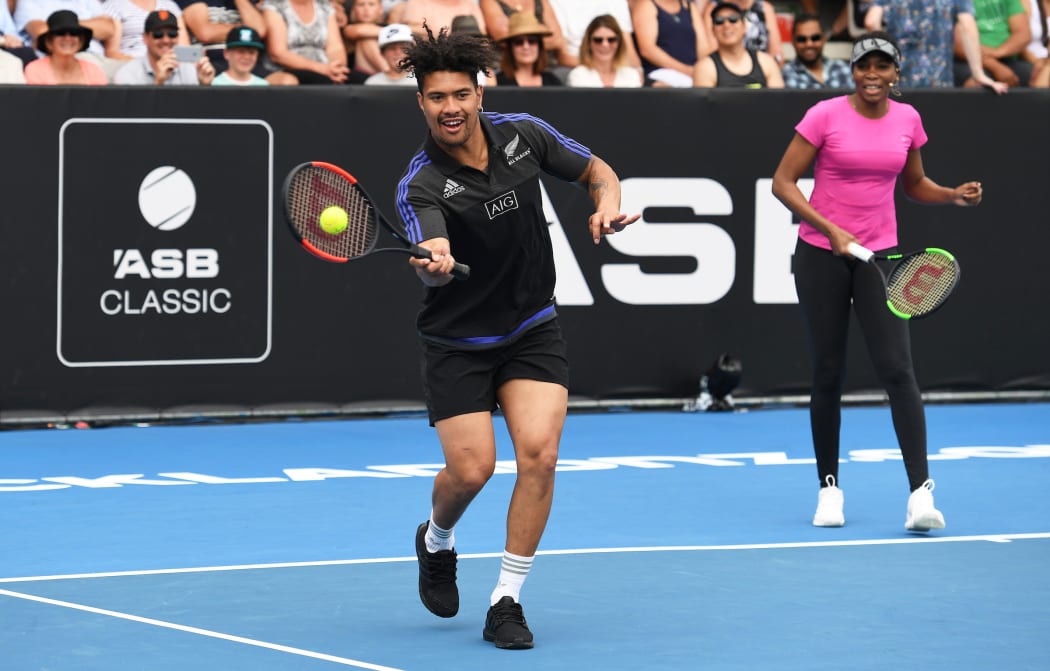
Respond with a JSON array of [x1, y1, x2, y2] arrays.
[[395, 112, 592, 348]]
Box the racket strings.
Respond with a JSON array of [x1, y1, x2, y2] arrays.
[[288, 167, 378, 260], [885, 253, 959, 316]]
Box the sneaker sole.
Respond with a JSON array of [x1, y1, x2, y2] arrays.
[[905, 515, 946, 532], [483, 630, 534, 650], [812, 518, 845, 527]]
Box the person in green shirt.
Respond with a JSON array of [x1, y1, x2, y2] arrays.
[[953, 0, 1033, 86]]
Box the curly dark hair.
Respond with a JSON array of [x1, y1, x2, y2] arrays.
[[399, 21, 498, 93]]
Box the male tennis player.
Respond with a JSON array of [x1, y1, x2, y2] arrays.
[[395, 24, 637, 650]]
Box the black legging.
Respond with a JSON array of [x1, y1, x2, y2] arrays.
[[793, 238, 929, 492]]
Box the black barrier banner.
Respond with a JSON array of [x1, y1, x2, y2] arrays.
[[57, 119, 273, 366], [1, 87, 1047, 422]]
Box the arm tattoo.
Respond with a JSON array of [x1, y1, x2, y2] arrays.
[[589, 178, 608, 200]]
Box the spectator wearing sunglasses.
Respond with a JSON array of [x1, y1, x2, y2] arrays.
[[103, 0, 189, 59], [14, 0, 121, 66], [481, 0, 568, 65], [112, 10, 215, 83], [566, 13, 642, 86], [23, 9, 108, 83], [705, 0, 783, 64], [782, 12, 850, 88], [694, 1, 783, 87], [495, 11, 562, 86], [549, 0, 642, 69]]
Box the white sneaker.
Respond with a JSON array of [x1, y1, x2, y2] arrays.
[[905, 479, 946, 531], [812, 475, 845, 527]]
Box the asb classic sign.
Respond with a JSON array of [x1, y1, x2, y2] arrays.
[[56, 119, 273, 367]]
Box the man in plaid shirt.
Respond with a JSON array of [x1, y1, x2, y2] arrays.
[[782, 12, 851, 88]]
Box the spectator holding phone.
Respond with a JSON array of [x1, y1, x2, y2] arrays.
[[103, 0, 189, 58], [112, 9, 216, 83]]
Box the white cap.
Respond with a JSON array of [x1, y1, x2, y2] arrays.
[[379, 23, 414, 48]]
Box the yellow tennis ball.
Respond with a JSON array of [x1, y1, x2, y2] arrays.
[[319, 206, 348, 235]]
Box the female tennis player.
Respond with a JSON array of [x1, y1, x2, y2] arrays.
[[395, 23, 637, 649], [771, 31, 985, 531]]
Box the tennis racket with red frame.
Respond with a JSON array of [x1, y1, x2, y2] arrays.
[[282, 161, 470, 279], [847, 242, 960, 320]]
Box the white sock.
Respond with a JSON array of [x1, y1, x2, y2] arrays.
[[425, 515, 454, 553], [490, 551, 533, 606]]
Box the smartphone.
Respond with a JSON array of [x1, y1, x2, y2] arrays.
[[174, 44, 203, 63]]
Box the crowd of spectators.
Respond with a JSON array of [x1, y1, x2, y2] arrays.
[[1, 0, 1047, 87]]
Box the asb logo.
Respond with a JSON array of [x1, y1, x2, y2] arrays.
[[57, 118, 274, 367], [485, 191, 518, 219]]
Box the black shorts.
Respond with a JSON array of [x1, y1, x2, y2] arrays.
[[420, 319, 569, 426]]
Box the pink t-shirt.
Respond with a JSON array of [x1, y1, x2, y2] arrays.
[[795, 95, 927, 251], [24, 57, 109, 86]]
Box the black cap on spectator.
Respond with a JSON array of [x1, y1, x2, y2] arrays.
[[144, 10, 179, 33], [37, 10, 92, 54], [226, 26, 264, 50]]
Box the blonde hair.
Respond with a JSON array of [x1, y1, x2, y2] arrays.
[[579, 14, 627, 70]]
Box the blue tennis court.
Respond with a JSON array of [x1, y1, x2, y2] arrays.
[[2, 402, 1047, 670]]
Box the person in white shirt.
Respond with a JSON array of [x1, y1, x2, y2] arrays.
[[566, 13, 642, 87], [365, 22, 417, 85], [548, 0, 640, 68]]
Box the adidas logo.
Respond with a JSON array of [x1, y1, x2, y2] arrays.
[[443, 178, 465, 199]]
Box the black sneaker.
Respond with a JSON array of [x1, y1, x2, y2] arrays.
[[415, 522, 458, 617], [483, 596, 534, 649]]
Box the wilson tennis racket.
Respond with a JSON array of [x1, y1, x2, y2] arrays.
[[282, 161, 470, 279], [848, 242, 960, 320]]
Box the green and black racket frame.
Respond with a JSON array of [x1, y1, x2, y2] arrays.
[[847, 242, 960, 320], [282, 160, 470, 279]]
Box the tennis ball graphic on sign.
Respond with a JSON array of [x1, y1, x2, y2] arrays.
[[139, 166, 196, 231]]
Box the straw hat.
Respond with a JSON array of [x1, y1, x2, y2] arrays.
[[500, 12, 552, 42]]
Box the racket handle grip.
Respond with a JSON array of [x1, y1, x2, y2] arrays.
[[408, 245, 471, 281], [847, 242, 874, 263], [450, 261, 471, 280]]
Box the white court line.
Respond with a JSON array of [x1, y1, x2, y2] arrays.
[[0, 588, 404, 671], [1, 532, 1048, 585]]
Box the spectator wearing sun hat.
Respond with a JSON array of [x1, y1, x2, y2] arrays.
[[14, 0, 119, 60], [23, 9, 108, 84], [365, 22, 416, 85], [212, 25, 268, 85], [496, 11, 563, 86]]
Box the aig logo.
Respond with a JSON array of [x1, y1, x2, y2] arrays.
[[485, 191, 518, 219]]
